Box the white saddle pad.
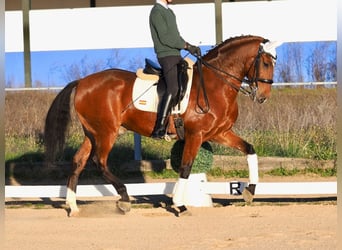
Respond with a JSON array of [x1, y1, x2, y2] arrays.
[[132, 57, 194, 115]]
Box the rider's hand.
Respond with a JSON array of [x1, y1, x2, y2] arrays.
[[185, 42, 201, 56]]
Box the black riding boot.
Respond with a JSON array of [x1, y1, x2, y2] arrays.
[[151, 94, 173, 139]]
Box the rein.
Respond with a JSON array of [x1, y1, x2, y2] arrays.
[[199, 58, 247, 93], [195, 45, 275, 104], [195, 57, 210, 114]]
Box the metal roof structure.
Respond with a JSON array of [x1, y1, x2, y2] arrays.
[[5, 0, 270, 10]]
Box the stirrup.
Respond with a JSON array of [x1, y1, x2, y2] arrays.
[[151, 133, 173, 142], [164, 134, 172, 142], [151, 130, 176, 141]]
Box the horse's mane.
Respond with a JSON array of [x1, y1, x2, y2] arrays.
[[202, 35, 267, 61]]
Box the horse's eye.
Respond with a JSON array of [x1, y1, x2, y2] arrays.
[[263, 62, 269, 68]]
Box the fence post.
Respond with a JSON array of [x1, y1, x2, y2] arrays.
[[134, 133, 142, 161]]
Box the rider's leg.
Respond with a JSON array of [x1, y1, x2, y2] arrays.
[[151, 56, 181, 138], [151, 94, 173, 138]]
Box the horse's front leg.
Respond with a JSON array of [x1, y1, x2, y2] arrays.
[[243, 153, 258, 203], [213, 130, 259, 203], [173, 137, 202, 216]]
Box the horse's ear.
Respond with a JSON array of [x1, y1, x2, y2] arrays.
[[261, 41, 283, 59], [262, 41, 283, 50]]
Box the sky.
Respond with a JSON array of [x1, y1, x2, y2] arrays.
[[5, 41, 337, 87], [4, 0, 337, 87]]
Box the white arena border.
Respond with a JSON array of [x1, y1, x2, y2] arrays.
[[5, 181, 337, 198]]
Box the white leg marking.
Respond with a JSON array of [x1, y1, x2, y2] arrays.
[[66, 188, 79, 214], [173, 178, 188, 207], [247, 154, 259, 184]]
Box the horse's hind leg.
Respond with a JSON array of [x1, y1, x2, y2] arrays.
[[102, 166, 131, 213], [66, 136, 92, 216], [94, 133, 131, 214]]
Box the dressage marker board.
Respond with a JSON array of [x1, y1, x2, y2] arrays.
[[5, 181, 337, 198]]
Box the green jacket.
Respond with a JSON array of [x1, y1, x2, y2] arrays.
[[149, 3, 186, 58]]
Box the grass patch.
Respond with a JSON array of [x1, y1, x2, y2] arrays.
[[206, 165, 336, 179], [303, 166, 337, 177], [207, 167, 249, 178], [266, 166, 336, 177], [144, 169, 178, 179], [266, 167, 301, 176], [6, 202, 48, 209]]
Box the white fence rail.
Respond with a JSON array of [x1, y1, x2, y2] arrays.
[[5, 182, 337, 198], [4, 82, 338, 92]]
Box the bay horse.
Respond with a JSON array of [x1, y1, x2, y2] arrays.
[[44, 35, 280, 216]]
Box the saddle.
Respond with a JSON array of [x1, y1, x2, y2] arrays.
[[143, 58, 189, 105], [133, 57, 194, 115]]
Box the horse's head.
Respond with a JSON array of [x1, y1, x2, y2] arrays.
[[201, 36, 282, 104], [245, 40, 282, 103]]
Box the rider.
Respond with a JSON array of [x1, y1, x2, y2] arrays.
[[149, 0, 200, 139]]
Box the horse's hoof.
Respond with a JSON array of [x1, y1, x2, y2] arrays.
[[178, 209, 192, 217], [242, 187, 254, 204], [176, 205, 191, 217], [68, 209, 80, 217], [117, 200, 131, 214]]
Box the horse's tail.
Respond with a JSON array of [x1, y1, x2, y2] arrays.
[[44, 80, 79, 164]]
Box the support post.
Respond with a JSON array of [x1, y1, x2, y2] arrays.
[[22, 0, 32, 87], [214, 0, 223, 44]]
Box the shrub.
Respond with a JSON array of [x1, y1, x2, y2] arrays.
[[170, 141, 213, 173]]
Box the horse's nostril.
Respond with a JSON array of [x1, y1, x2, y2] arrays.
[[258, 97, 267, 104]]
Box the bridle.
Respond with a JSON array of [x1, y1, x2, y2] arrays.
[[195, 43, 276, 108], [243, 45, 276, 101]]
